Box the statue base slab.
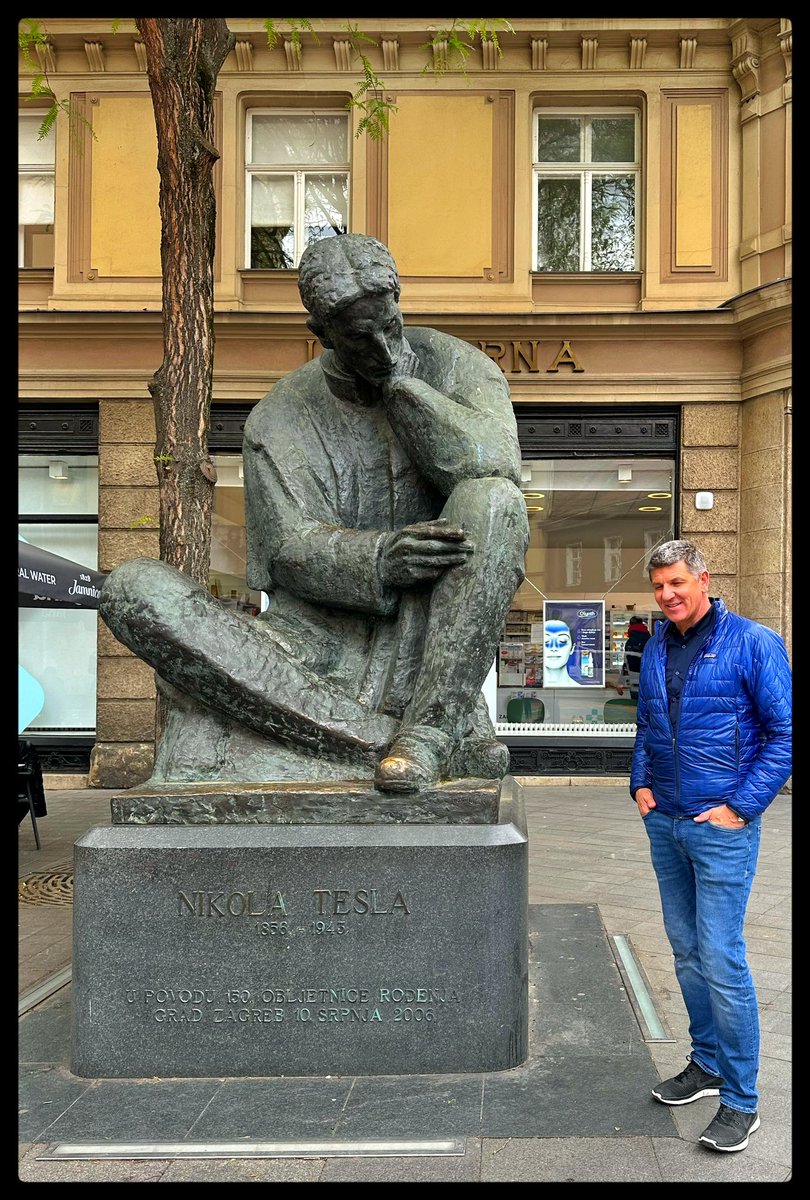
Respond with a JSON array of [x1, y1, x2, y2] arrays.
[[71, 778, 528, 1078], [110, 776, 501, 826]]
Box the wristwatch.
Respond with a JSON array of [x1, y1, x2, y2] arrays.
[[727, 805, 747, 824]]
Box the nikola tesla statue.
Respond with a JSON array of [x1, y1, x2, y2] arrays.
[[100, 234, 529, 795]]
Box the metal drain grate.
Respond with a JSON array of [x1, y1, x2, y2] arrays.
[[19, 866, 74, 906]]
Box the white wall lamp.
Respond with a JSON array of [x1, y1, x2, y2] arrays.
[[695, 491, 714, 510]]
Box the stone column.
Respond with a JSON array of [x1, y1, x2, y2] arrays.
[[89, 397, 159, 789]]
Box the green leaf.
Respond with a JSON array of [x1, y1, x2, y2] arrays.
[[423, 18, 515, 76], [265, 18, 317, 52]]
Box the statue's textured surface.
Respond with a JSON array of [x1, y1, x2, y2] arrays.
[[100, 235, 529, 798]]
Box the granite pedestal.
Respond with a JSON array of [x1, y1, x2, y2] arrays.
[[71, 779, 528, 1079]]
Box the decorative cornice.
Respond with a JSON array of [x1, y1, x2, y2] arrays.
[[581, 37, 598, 70], [779, 18, 792, 102], [234, 40, 254, 71], [778, 18, 792, 72], [283, 39, 302, 71], [35, 40, 56, 74], [531, 38, 548, 70], [481, 40, 499, 71], [730, 25, 761, 110], [432, 39, 448, 72], [133, 41, 147, 72], [84, 41, 105, 72], [629, 37, 646, 70], [381, 39, 399, 71], [679, 37, 698, 69], [333, 39, 352, 71]]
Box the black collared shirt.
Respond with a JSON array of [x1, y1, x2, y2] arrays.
[[665, 603, 716, 730]]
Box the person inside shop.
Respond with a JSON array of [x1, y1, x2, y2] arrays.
[[619, 615, 651, 699], [631, 539, 792, 1153], [542, 618, 585, 687]]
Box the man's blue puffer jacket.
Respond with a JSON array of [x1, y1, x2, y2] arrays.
[[630, 599, 792, 822]]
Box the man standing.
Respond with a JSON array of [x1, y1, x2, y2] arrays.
[[630, 539, 791, 1152]]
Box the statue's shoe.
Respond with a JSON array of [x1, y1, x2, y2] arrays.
[[374, 725, 453, 793], [451, 735, 510, 780]]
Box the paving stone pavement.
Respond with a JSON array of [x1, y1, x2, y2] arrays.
[[18, 779, 791, 1183]]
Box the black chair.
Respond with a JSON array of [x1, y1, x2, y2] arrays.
[[18, 740, 46, 850]]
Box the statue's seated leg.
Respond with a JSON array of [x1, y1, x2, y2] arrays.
[[99, 558, 398, 768], [375, 476, 528, 792]]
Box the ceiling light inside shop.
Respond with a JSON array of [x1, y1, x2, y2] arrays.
[[48, 461, 69, 481], [638, 505, 663, 512], [647, 491, 671, 499], [526, 506, 544, 512], [522, 492, 545, 498]]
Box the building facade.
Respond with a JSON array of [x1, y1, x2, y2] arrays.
[[18, 17, 792, 785]]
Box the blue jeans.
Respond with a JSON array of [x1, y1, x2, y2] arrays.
[[642, 809, 762, 1113]]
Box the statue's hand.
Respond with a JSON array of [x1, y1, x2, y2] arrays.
[[379, 519, 474, 589], [381, 343, 420, 400]]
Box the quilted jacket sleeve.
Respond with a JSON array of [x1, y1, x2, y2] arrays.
[[729, 625, 792, 821]]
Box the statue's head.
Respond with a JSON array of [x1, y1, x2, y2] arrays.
[[298, 234, 400, 328], [298, 234, 406, 386]]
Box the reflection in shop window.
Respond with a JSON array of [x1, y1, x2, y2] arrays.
[[565, 542, 582, 586], [604, 535, 623, 583], [210, 455, 264, 614], [644, 528, 662, 563], [497, 456, 674, 730]]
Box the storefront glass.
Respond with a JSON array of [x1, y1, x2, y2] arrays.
[[203, 451, 674, 736], [497, 456, 675, 730], [18, 454, 99, 733], [209, 454, 264, 614]]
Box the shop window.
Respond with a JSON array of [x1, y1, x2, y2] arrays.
[[209, 454, 264, 613], [245, 110, 349, 269], [496, 456, 673, 729], [532, 110, 639, 272], [18, 455, 99, 734], [19, 111, 55, 268]]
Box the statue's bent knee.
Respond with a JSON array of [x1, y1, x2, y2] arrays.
[[99, 557, 207, 657], [444, 477, 528, 562]]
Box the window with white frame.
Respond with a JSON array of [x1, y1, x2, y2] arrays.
[[19, 111, 55, 268], [245, 110, 349, 269], [533, 110, 639, 273]]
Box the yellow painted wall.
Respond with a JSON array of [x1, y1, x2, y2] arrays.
[[675, 104, 713, 268], [90, 95, 161, 277], [387, 95, 492, 276]]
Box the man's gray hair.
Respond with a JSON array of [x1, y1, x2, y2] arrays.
[[647, 539, 708, 580], [298, 233, 400, 325]]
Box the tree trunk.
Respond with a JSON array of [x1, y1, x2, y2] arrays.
[[135, 18, 234, 585]]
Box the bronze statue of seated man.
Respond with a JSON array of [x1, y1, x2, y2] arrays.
[[100, 234, 530, 794]]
